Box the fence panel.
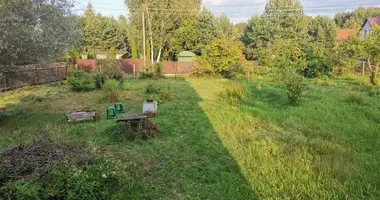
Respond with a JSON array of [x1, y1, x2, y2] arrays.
[[0, 63, 67, 92]]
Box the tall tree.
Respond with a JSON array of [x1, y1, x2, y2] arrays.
[[218, 14, 234, 39], [82, 4, 126, 51], [125, 0, 202, 61], [194, 9, 222, 54], [335, 7, 380, 29], [308, 16, 337, 49], [0, 0, 78, 71], [262, 0, 306, 41]]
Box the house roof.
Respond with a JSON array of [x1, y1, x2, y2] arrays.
[[337, 29, 358, 41], [367, 17, 380, 27]]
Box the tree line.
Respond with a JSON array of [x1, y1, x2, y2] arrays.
[[1, 0, 380, 81]]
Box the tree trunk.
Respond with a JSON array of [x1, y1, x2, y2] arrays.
[[146, 7, 154, 65], [367, 58, 377, 85]]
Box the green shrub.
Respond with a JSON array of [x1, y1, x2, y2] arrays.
[[224, 83, 245, 104], [345, 93, 367, 105], [197, 39, 243, 77], [103, 79, 121, 103], [40, 161, 122, 200], [101, 58, 123, 79], [145, 83, 159, 94], [153, 63, 164, 78], [140, 72, 154, 79], [283, 71, 305, 105], [68, 72, 94, 91], [1, 180, 40, 200], [94, 73, 106, 89]]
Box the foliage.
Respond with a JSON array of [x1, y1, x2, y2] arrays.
[[101, 58, 124, 80], [103, 79, 121, 103], [344, 92, 367, 105], [151, 63, 164, 79], [197, 39, 243, 77], [115, 119, 159, 140], [224, 83, 245, 104], [0, 0, 79, 72], [140, 72, 155, 79], [335, 7, 380, 28], [276, 55, 306, 104], [338, 26, 380, 85], [308, 16, 337, 50], [1, 160, 123, 199], [82, 4, 127, 51], [94, 73, 106, 89], [68, 72, 95, 91]]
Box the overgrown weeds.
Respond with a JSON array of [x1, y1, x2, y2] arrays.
[[103, 79, 121, 103], [68, 72, 95, 91], [345, 92, 367, 105], [114, 118, 159, 140], [224, 83, 245, 104]]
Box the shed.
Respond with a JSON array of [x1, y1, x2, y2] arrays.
[[178, 51, 196, 62]]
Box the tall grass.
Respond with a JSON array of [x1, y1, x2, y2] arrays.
[[103, 79, 120, 103], [224, 83, 244, 104]]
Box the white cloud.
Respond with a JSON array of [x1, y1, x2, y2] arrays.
[[203, 0, 380, 24]]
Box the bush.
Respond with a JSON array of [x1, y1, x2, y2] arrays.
[[68, 72, 94, 91], [153, 63, 164, 78], [139, 72, 154, 79], [345, 93, 367, 105], [101, 58, 123, 79], [224, 83, 245, 104], [103, 80, 121, 103], [94, 73, 106, 89], [196, 39, 243, 77], [277, 56, 306, 105]]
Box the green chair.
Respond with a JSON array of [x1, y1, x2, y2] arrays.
[[114, 102, 125, 114], [107, 107, 117, 120]]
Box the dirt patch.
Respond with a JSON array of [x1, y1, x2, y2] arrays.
[[0, 137, 90, 182]]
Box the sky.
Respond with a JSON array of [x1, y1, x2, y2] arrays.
[[73, 0, 380, 23]]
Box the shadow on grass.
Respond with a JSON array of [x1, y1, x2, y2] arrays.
[[100, 78, 258, 199]]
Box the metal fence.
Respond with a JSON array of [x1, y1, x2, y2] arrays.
[[0, 63, 67, 92]]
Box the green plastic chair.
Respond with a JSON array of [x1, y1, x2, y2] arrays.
[[114, 102, 125, 114], [107, 107, 117, 120]]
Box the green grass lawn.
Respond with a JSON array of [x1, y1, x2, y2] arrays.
[[0, 76, 379, 199]]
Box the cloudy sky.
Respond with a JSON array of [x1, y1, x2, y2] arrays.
[[74, 0, 380, 23]]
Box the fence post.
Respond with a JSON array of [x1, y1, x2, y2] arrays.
[[175, 62, 177, 79], [133, 64, 136, 80]]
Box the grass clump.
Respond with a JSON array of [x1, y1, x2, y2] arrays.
[[145, 83, 174, 102], [345, 92, 367, 105], [68, 72, 94, 92], [103, 79, 121, 103], [114, 118, 159, 140], [224, 83, 244, 104]]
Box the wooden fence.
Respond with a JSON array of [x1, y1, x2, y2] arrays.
[[75, 59, 260, 75], [0, 63, 67, 92]]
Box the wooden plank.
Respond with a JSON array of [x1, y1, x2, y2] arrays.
[[116, 113, 148, 122], [66, 110, 96, 122]]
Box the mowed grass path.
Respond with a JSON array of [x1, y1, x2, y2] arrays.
[[188, 77, 380, 199], [0, 77, 379, 199]]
